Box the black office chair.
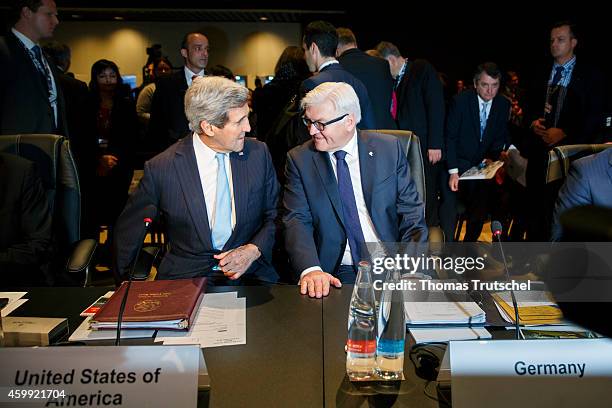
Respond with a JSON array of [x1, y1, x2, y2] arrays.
[[547, 143, 612, 183], [0, 134, 97, 286], [364, 130, 445, 248]]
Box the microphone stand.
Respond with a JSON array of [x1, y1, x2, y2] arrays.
[[115, 217, 152, 346], [492, 226, 523, 340]]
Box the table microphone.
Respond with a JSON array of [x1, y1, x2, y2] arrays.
[[115, 206, 156, 346], [491, 221, 523, 340]]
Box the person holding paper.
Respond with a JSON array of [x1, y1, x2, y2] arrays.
[[441, 62, 510, 241], [114, 76, 280, 284]]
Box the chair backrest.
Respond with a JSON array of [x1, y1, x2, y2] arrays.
[[0, 134, 81, 248], [547, 144, 612, 183], [363, 129, 426, 203]]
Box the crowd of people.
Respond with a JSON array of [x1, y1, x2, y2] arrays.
[[1, 0, 610, 293]]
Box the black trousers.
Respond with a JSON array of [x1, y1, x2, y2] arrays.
[[440, 177, 504, 242], [424, 160, 442, 227]]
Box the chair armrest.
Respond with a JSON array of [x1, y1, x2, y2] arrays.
[[66, 239, 97, 273], [131, 245, 161, 281]]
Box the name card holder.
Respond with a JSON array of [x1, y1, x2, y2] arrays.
[[0, 345, 203, 407], [442, 339, 612, 408]]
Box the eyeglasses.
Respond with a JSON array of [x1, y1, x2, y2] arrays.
[[302, 113, 348, 132]]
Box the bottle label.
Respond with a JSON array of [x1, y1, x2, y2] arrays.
[[347, 339, 376, 354], [377, 338, 405, 354]]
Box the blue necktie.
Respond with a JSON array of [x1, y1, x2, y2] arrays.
[[479, 102, 488, 141], [334, 150, 367, 265], [551, 66, 563, 86], [211, 153, 232, 250]]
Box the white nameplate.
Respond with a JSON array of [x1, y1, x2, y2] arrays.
[[0, 345, 200, 407], [449, 339, 612, 408]]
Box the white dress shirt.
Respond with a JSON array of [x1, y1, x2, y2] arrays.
[[185, 66, 205, 87], [317, 59, 339, 71], [192, 133, 236, 231], [301, 131, 381, 279], [12, 28, 58, 126]]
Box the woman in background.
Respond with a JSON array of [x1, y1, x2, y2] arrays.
[[252, 46, 310, 141], [136, 57, 173, 128], [89, 59, 138, 259]]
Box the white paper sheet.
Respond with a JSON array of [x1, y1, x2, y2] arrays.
[[157, 292, 246, 348]]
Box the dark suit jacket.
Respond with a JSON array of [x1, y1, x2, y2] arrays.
[[0, 32, 67, 136], [551, 148, 612, 240], [114, 137, 280, 282], [301, 63, 376, 130], [283, 131, 428, 279], [446, 89, 510, 174], [338, 48, 396, 129], [58, 74, 97, 187], [0, 153, 52, 285], [148, 69, 190, 151], [533, 60, 607, 146], [395, 59, 445, 156], [526, 60, 607, 187]]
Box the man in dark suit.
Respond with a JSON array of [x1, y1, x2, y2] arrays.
[[43, 41, 98, 237], [115, 77, 280, 284], [551, 148, 612, 241], [283, 82, 427, 298], [148, 31, 209, 152], [376, 41, 445, 228], [526, 21, 607, 240], [0, 0, 67, 136], [301, 21, 376, 129], [0, 153, 52, 287], [442, 62, 510, 241], [336, 27, 396, 130]]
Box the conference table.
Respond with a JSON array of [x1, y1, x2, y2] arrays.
[[4, 284, 506, 407]]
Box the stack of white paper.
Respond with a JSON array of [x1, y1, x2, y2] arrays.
[[410, 327, 492, 344], [69, 316, 156, 342], [156, 291, 246, 348], [405, 301, 486, 326]]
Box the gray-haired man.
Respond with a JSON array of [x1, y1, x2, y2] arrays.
[[115, 77, 280, 284]]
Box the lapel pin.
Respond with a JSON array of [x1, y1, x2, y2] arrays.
[[369, 151, 374, 157], [238, 152, 244, 156]]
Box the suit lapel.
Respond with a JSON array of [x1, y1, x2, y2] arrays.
[[226, 147, 249, 250], [484, 96, 501, 142], [470, 91, 481, 140], [395, 60, 412, 103], [176, 69, 188, 92], [173, 138, 213, 249], [357, 131, 375, 215], [312, 150, 345, 226], [9, 33, 48, 100]]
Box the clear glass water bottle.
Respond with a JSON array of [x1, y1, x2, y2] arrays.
[[346, 261, 377, 380], [376, 268, 406, 380]]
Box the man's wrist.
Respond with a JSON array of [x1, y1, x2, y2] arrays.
[[246, 243, 261, 260], [300, 266, 322, 282]]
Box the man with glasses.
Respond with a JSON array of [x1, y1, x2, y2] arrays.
[[283, 82, 427, 298]]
